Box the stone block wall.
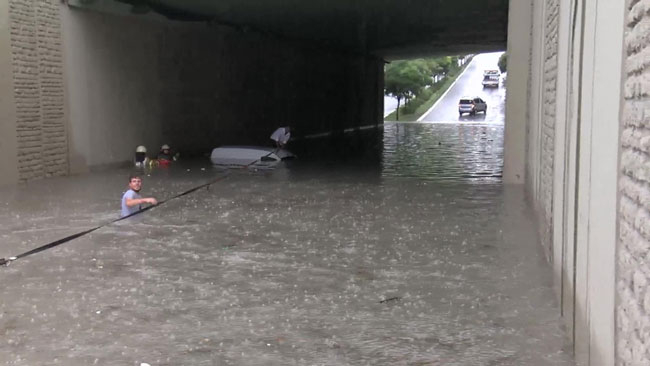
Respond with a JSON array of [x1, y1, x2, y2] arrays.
[[617, 0, 650, 364], [8, 0, 67, 181], [539, 0, 559, 255]]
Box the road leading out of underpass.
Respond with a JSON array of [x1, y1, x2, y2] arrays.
[[384, 96, 399, 117], [419, 52, 505, 124]]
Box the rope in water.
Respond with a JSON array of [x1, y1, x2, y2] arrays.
[[0, 173, 230, 267]]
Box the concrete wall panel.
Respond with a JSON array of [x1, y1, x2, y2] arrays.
[[61, 7, 382, 171]]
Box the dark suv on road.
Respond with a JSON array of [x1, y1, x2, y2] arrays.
[[458, 97, 487, 116]]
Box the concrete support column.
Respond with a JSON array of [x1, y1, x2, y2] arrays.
[[526, 0, 546, 201], [565, 1, 623, 364], [552, 0, 574, 334], [516, 0, 623, 362], [0, 1, 19, 185], [375, 58, 384, 126], [504, 0, 533, 184], [581, 0, 623, 364], [537, 0, 623, 362]]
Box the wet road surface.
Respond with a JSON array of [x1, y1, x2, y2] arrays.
[[420, 52, 505, 123], [0, 81, 572, 366], [384, 96, 398, 117], [382, 123, 503, 183]]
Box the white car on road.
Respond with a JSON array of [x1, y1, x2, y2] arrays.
[[482, 75, 500, 88], [483, 69, 500, 77]]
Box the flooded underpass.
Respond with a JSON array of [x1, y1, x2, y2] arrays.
[[0, 122, 574, 365]]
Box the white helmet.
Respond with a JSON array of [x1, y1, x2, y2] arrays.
[[136, 145, 147, 153], [161, 144, 170, 150]]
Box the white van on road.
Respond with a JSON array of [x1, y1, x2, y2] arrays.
[[483, 69, 500, 77], [482, 75, 500, 88]]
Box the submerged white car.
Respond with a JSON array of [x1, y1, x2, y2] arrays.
[[210, 146, 295, 168]]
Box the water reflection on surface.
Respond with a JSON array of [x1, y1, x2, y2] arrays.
[[0, 122, 573, 366], [382, 122, 503, 182]]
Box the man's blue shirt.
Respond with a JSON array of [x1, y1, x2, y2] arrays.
[[121, 189, 141, 217]]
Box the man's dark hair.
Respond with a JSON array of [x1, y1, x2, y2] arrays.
[[129, 174, 141, 182]]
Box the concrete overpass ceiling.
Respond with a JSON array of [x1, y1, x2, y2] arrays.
[[72, 0, 508, 59]]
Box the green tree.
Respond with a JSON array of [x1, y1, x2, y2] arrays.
[[384, 60, 432, 120], [424, 58, 443, 77], [498, 53, 507, 73], [436, 56, 455, 75]]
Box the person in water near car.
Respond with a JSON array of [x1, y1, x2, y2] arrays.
[[157, 144, 174, 166], [120, 174, 157, 218], [133, 145, 149, 168], [270, 126, 291, 148], [158, 144, 172, 160]]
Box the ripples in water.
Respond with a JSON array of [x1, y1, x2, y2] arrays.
[[0, 119, 575, 366], [382, 122, 503, 182]]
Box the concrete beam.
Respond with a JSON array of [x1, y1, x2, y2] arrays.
[[70, 0, 509, 60], [582, 0, 623, 363]]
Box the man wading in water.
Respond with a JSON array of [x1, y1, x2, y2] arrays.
[[270, 126, 291, 149], [121, 174, 157, 218]]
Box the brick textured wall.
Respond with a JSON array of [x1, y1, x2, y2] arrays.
[[539, 0, 559, 255], [9, 0, 66, 181], [617, 1, 650, 364]]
